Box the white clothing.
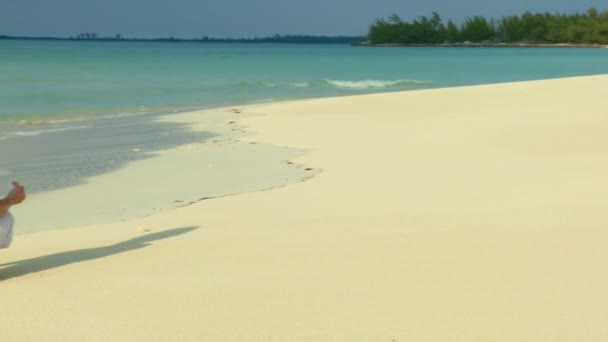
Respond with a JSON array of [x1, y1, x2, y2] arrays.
[[0, 212, 14, 249]]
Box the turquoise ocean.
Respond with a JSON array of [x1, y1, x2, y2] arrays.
[[2, 39, 608, 193]]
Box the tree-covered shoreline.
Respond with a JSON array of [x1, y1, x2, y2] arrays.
[[367, 8, 608, 45], [0, 34, 366, 45]]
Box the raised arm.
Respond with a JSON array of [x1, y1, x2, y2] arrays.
[[0, 182, 26, 217]]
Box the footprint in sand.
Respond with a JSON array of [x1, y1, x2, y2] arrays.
[[137, 226, 151, 233]]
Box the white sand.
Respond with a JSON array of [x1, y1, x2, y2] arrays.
[[2, 75, 608, 341]]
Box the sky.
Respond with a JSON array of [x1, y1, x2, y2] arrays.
[[1, 0, 605, 39]]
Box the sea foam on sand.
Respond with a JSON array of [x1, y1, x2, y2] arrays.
[[2, 75, 608, 341]]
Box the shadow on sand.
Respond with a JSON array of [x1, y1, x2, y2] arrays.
[[0, 226, 197, 280]]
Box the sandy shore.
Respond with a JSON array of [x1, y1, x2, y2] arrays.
[[2, 75, 608, 341]]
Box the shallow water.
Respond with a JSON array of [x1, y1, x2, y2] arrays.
[[2, 40, 608, 194]]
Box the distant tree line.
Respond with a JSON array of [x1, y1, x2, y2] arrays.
[[0, 34, 365, 44], [368, 8, 608, 45], [74, 33, 99, 39], [198, 34, 366, 44]]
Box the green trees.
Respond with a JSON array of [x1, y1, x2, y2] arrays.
[[368, 16, 405, 44], [460, 16, 495, 42], [75, 33, 99, 39], [368, 8, 608, 45], [445, 20, 460, 43], [368, 13, 447, 44]]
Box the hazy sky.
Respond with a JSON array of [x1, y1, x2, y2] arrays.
[[1, 0, 605, 38]]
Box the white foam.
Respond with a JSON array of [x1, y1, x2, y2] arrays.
[[13, 125, 90, 137], [325, 79, 431, 90], [288, 82, 310, 88], [248, 98, 278, 104]]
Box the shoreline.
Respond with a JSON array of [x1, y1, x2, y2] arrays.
[[353, 41, 608, 48], [3, 75, 608, 340], [10, 106, 317, 233], [8, 73, 607, 231]]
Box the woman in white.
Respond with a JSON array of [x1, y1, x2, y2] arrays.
[[0, 182, 26, 249]]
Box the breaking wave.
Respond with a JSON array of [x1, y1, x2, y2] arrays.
[[323, 79, 432, 89], [287, 82, 310, 88], [233, 79, 430, 90]]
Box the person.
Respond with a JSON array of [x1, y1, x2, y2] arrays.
[[0, 182, 26, 249]]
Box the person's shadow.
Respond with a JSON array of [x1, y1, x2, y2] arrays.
[[0, 226, 197, 280]]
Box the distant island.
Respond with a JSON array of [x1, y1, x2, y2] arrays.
[[3, 8, 607, 47], [0, 34, 365, 45], [361, 8, 608, 47]]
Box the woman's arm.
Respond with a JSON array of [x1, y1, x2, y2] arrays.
[[0, 182, 26, 217]]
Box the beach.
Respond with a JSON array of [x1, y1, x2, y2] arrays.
[[2, 75, 608, 340]]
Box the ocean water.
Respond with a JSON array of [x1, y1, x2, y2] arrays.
[[1, 39, 608, 193]]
